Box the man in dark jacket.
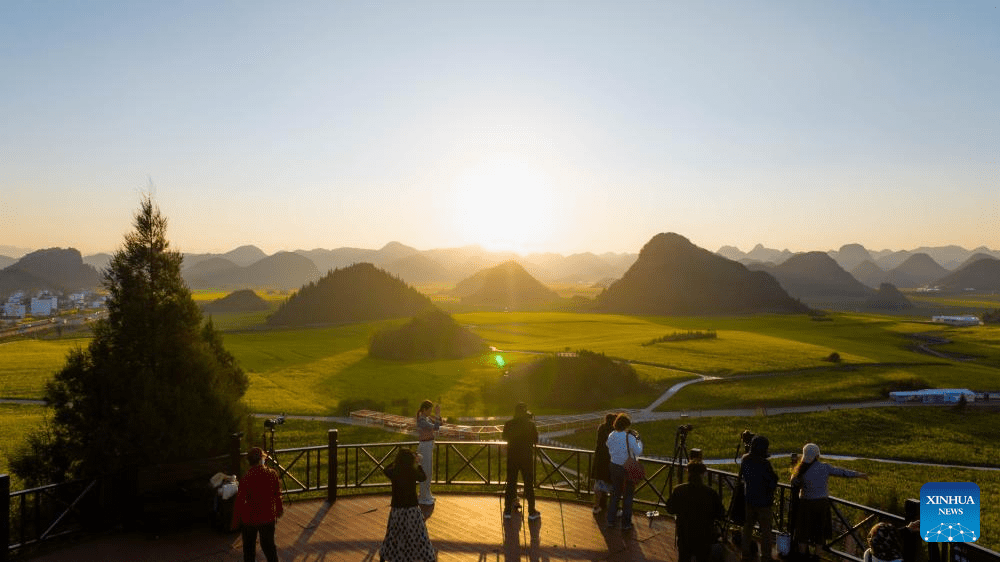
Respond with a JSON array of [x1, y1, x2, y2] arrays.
[[739, 435, 778, 562], [666, 460, 725, 562], [503, 402, 539, 520]]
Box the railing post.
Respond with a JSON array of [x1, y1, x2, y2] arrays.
[[2, 474, 9, 562], [230, 432, 244, 477], [903, 498, 921, 562], [327, 429, 338, 504]]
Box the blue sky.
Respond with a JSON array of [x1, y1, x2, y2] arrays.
[[3, 1, 999, 256]]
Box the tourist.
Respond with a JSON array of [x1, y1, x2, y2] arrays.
[[231, 447, 283, 562], [416, 399, 442, 505], [666, 460, 725, 562], [503, 402, 540, 520], [380, 448, 436, 562], [863, 520, 920, 562], [591, 413, 617, 513], [792, 443, 868, 559], [738, 435, 778, 562], [606, 413, 642, 531]]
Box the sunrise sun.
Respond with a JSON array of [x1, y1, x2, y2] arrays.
[[448, 158, 558, 254]]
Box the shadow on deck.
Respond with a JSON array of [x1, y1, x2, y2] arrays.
[[22, 493, 723, 561]]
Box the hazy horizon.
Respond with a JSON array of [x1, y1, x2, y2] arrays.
[[4, 2, 999, 257]]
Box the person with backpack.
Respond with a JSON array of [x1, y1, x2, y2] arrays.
[[666, 460, 726, 562], [739, 435, 778, 562], [503, 402, 540, 520]]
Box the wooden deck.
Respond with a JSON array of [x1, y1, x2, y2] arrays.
[[21, 493, 727, 561]]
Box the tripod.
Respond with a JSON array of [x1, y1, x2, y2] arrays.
[[663, 426, 691, 497], [262, 427, 294, 504]]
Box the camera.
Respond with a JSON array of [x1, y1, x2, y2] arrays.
[[264, 414, 286, 429], [739, 429, 755, 454], [676, 424, 694, 436]]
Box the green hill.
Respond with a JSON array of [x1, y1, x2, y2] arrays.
[[266, 263, 435, 326], [453, 260, 560, 309], [597, 233, 808, 315], [481, 349, 650, 409], [369, 309, 488, 360], [202, 289, 270, 313]]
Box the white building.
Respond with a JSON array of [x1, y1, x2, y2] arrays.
[[890, 389, 977, 404], [3, 302, 26, 318], [931, 315, 981, 327], [30, 296, 58, 316]]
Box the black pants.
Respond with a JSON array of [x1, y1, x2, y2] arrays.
[[504, 456, 535, 512], [242, 521, 278, 562]]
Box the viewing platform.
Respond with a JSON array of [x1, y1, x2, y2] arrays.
[[22, 494, 682, 561], [9, 436, 995, 562]]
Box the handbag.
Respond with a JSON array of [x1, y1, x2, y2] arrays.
[[623, 433, 645, 483]]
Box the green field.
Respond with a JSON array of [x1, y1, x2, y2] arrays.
[[4, 305, 1000, 548], [7, 310, 1000, 412], [0, 338, 86, 399]]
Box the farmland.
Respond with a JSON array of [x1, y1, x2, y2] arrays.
[[2, 305, 999, 546]]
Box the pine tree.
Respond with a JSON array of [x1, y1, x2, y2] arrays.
[[13, 197, 249, 483]]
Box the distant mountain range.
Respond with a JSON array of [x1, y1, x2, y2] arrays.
[[6, 239, 1000, 302], [722, 242, 1000, 272]]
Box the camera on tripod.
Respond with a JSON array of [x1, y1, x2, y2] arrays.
[[733, 428, 756, 462], [264, 414, 286, 429], [676, 423, 694, 436]]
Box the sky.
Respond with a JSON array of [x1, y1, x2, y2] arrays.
[[2, 1, 999, 258]]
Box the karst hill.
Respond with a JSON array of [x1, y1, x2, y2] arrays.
[[934, 257, 1000, 292], [882, 253, 949, 288], [0, 248, 101, 294], [452, 260, 561, 310], [596, 233, 808, 315], [368, 308, 487, 360], [266, 263, 436, 326], [865, 283, 913, 310], [201, 289, 270, 313], [749, 251, 874, 300]]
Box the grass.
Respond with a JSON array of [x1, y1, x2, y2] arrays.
[[0, 404, 48, 486], [558, 407, 1000, 550], [0, 338, 86, 399], [660, 365, 948, 410]]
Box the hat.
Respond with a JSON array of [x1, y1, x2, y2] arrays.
[[247, 447, 266, 465], [516, 402, 529, 414], [802, 443, 820, 463]]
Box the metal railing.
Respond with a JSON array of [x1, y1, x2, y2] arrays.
[[6, 432, 1000, 562]]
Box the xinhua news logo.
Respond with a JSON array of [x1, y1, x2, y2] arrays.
[[920, 482, 979, 543]]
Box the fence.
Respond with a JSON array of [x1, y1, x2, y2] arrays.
[[6, 431, 999, 562]]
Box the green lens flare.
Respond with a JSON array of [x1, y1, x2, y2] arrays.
[[494, 355, 505, 368]]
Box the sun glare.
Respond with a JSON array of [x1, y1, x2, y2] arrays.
[[449, 158, 558, 254]]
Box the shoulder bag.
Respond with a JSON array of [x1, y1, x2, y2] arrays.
[[623, 433, 645, 484]]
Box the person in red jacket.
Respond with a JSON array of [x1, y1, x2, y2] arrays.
[[232, 447, 284, 562]]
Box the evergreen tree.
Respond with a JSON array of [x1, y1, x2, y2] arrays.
[[13, 197, 249, 483]]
